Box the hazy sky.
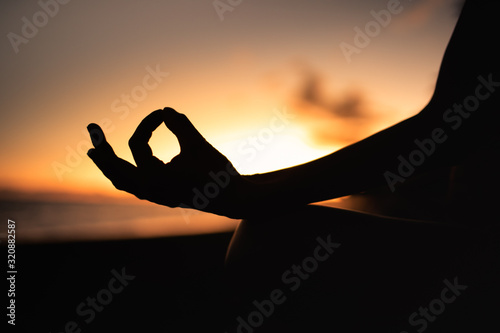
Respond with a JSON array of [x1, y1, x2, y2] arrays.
[[1, 0, 460, 198]]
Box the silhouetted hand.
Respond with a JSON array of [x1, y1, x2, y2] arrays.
[[87, 107, 255, 219]]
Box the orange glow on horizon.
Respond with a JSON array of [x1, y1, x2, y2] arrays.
[[1, 0, 459, 213]]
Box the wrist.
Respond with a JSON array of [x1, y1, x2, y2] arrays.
[[238, 174, 282, 218], [239, 175, 265, 214]]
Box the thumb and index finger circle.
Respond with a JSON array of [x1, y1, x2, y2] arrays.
[[128, 107, 207, 168]]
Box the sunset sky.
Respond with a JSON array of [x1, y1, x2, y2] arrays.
[[1, 0, 461, 200]]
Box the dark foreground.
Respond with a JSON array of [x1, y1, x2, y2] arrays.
[[7, 208, 500, 332]]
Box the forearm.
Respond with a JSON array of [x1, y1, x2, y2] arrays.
[[244, 104, 466, 207], [244, 0, 500, 210]]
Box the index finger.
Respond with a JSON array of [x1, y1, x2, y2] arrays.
[[162, 107, 207, 152], [128, 109, 166, 168]]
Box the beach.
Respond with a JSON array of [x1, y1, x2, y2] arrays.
[[2, 0, 500, 331], [7, 205, 500, 332], [12, 233, 233, 332]]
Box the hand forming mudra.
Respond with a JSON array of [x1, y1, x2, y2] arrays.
[[87, 107, 255, 219]]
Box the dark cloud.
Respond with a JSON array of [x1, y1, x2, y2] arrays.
[[296, 66, 367, 119], [289, 64, 378, 147]]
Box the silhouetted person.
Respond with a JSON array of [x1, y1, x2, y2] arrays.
[[87, 1, 499, 331], [87, 0, 499, 226]]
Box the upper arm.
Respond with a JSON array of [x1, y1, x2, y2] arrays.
[[418, 0, 500, 164]]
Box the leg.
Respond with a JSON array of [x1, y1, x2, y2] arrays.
[[222, 205, 488, 332], [225, 205, 446, 268]]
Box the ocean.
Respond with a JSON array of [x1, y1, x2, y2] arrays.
[[0, 200, 237, 243]]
